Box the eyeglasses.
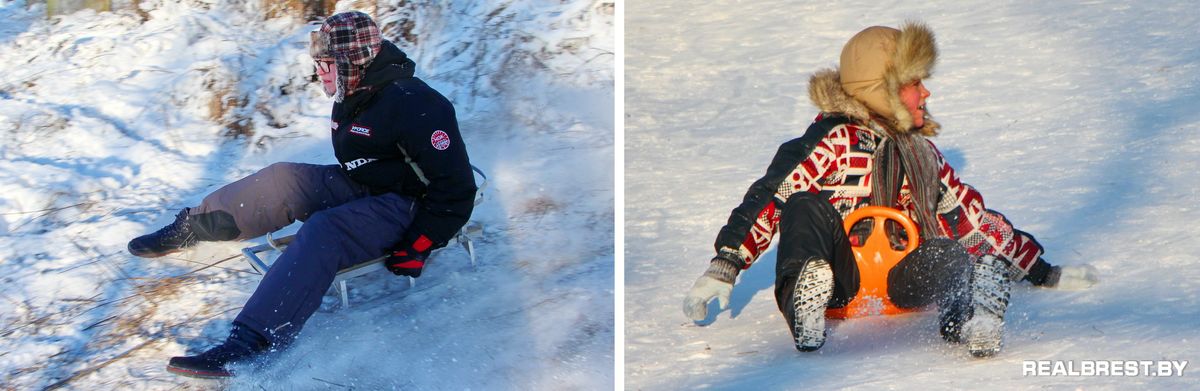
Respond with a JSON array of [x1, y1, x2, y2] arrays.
[[315, 59, 335, 74]]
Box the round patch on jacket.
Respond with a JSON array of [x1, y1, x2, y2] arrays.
[[431, 130, 451, 150]]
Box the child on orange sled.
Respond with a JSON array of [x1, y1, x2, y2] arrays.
[[682, 21, 1098, 357]]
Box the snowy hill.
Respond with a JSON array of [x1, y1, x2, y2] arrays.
[[625, 1, 1199, 390], [0, 0, 613, 389]]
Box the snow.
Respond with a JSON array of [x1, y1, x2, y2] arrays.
[[625, 1, 1200, 390], [0, 0, 612, 389]]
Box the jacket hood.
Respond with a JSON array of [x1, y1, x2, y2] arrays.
[[338, 40, 416, 118], [359, 40, 416, 90], [810, 21, 940, 136]]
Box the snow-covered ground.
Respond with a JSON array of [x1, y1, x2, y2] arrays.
[[626, 1, 1199, 389], [0, 0, 613, 389]]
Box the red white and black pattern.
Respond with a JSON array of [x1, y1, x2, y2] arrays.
[[731, 118, 1043, 278]]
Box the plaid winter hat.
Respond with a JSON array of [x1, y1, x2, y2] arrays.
[[310, 11, 384, 102]]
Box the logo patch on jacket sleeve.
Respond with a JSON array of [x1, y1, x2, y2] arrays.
[[431, 130, 451, 150], [350, 124, 372, 137]]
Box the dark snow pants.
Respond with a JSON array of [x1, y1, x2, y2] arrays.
[[188, 162, 415, 345], [773, 193, 972, 323]]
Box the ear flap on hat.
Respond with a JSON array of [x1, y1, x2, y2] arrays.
[[309, 29, 332, 60], [889, 21, 938, 87]]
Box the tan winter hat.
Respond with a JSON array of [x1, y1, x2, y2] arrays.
[[836, 21, 938, 135]]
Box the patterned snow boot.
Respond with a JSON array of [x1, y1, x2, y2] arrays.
[[127, 209, 198, 258], [962, 255, 1013, 357], [166, 323, 270, 378], [791, 258, 834, 352]]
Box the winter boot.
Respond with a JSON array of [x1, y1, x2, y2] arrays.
[[937, 258, 974, 344], [128, 209, 198, 258], [962, 255, 1013, 357], [938, 294, 970, 344], [166, 322, 270, 378], [791, 258, 834, 352]]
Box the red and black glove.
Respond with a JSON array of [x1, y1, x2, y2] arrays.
[[386, 235, 433, 278]]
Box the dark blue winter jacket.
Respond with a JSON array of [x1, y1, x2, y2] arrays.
[[330, 40, 476, 250]]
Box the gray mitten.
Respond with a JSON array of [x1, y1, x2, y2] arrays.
[[1043, 264, 1099, 290], [682, 259, 739, 321]]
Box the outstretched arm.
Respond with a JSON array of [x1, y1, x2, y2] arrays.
[[712, 116, 849, 272], [685, 116, 848, 320]]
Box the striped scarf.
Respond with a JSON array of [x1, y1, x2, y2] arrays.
[[870, 131, 944, 239]]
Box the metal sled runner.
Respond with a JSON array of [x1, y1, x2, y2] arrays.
[[240, 165, 488, 308]]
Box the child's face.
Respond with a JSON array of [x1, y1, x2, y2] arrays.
[[899, 79, 931, 129], [315, 59, 337, 97]]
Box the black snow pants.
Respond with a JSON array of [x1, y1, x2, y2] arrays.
[[773, 193, 973, 326]]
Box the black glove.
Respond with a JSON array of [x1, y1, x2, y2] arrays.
[[385, 235, 433, 278]]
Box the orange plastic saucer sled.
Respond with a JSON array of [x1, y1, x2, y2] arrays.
[[824, 206, 925, 319]]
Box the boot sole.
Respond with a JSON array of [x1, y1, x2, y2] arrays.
[[965, 256, 1011, 358], [166, 363, 232, 379], [793, 259, 833, 352], [964, 315, 1003, 357], [127, 242, 186, 258], [968, 343, 1001, 358], [129, 249, 183, 258]]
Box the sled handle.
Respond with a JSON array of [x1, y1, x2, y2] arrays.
[[825, 206, 923, 319], [842, 206, 920, 255], [470, 164, 488, 207]]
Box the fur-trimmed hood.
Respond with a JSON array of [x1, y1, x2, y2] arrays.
[[808, 21, 941, 136]]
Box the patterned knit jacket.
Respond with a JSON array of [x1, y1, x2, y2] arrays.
[[713, 73, 1052, 283]]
